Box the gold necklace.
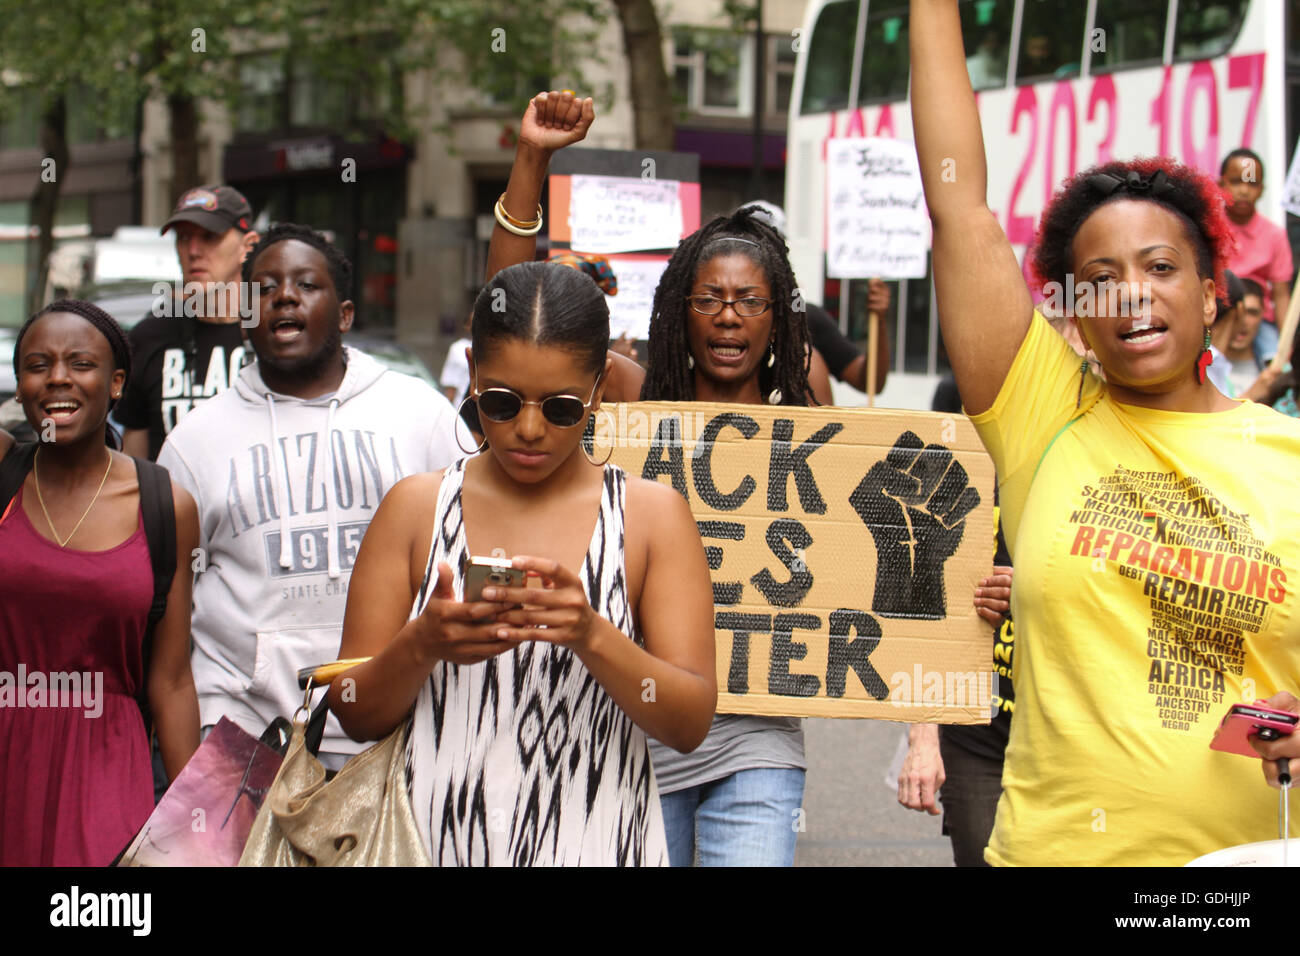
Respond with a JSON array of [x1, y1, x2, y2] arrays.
[[33, 449, 114, 548]]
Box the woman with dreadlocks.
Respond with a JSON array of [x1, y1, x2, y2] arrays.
[[0, 300, 200, 865], [635, 206, 817, 867], [912, 1, 1300, 866]]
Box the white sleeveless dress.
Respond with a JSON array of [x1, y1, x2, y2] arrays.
[[405, 459, 669, 866]]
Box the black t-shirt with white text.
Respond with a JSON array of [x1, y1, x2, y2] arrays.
[[117, 315, 248, 461]]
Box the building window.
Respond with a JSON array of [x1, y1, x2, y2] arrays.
[[768, 35, 797, 116], [67, 86, 130, 144], [236, 51, 398, 134], [237, 57, 286, 133], [0, 87, 42, 150], [672, 27, 753, 116]]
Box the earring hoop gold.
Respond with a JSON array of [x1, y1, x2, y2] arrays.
[[454, 397, 488, 455]]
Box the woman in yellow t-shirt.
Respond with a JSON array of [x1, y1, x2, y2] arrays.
[[910, 1, 1300, 866]]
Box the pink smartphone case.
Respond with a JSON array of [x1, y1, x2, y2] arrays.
[[1210, 706, 1298, 758]]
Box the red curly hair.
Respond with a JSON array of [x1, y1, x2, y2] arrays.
[[1029, 156, 1232, 303]]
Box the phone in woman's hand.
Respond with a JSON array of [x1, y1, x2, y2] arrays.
[[463, 556, 525, 604]]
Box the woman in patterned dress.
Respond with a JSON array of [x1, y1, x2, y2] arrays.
[[328, 262, 716, 865]]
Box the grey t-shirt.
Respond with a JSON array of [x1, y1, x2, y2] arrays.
[[650, 714, 806, 794]]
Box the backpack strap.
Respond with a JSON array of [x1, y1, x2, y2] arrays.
[[133, 458, 177, 735], [0, 441, 38, 522]]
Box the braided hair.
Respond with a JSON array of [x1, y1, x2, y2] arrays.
[[242, 222, 353, 301], [13, 299, 133, 447], [640, 206, 813, 405]]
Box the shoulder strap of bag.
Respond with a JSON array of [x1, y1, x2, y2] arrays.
[[133, 457, 177, 735], [0, 441, 39, 522]]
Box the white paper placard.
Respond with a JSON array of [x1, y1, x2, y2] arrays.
[[569, 175, 684, 253], [1280, 137, 1300, 219], [603, 257, 669, 341], [826, 137, 930, 279]]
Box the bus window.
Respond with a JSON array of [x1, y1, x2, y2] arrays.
[[1091, 0, 1168, 73], [859, 3, 910, 103], [1174, 0, 1248, 61], [1015, 0, 1087, 84], [960, 0, 1014, 91], [799, 0, 859, 115]]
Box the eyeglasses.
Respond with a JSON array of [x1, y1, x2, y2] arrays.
[[686, 295, 772, 317], [472, 374, 602, 428]]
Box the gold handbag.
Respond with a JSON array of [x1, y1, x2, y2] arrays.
[[237, 659, 432, 867]]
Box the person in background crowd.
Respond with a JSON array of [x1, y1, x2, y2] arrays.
[[1219, 277, 1267, 397], [905, 377, 1013, 866], [1220, 148, 1292, 367], [1, 301, 200, 865], [912, 0, 1300, 866], [157, 224, 470, 771], [118, 185, 260, 462], [966, 29, 1005, 90], [329, 262, 716, 865], [1205, 270, 1246, 397], [1248, 328, 1299, 418], [440, 314, 473, 408], [635, 206, 817, 865], [742, 201, 891, 400]]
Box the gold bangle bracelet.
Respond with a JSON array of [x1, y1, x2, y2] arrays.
[[494, 197, 543, 236], [496, 192, 543, 229]]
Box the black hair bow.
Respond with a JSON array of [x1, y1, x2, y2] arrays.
[[1088, 169, 1175, 199]]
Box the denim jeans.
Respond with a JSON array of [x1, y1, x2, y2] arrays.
[[1254, 319, 1280, 366], [659, 768, 805, 867]]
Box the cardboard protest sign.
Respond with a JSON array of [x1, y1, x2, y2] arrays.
[[590, 402, 995, 723], [826, 137, 929, 279]]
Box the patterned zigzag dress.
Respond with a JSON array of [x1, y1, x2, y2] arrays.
[[405, 458, 669, 866]]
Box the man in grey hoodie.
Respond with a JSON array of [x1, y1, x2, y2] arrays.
[[159, 223, 471, 767]]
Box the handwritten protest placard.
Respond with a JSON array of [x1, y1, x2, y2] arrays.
[[826, 137, 929, 280], [590, 402, 995, 722], [604, 256, 669, 340], [568, 175, 684, 253]]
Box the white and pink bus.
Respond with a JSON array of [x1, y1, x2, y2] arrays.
[[786, 0, 1297, 407]]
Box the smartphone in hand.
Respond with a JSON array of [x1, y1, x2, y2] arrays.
[[1209, 703, 1299, 757], [463, 556, 525, 605]]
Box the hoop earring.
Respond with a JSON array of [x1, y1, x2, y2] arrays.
[[583, 439, 612, 466], [454, 397, 488, 455]]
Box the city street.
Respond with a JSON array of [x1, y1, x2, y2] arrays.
[[796, 717, 954, 867]]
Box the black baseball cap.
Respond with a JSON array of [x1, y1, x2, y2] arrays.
[[161, 185, 254, 235]]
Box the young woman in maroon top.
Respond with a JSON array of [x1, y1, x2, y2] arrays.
[[0, 300, 200, 865]]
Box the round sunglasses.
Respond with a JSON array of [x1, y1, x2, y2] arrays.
[[472, 374, 602, 428]]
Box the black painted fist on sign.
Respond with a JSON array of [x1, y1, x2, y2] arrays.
[[849, 431, 980, 619]]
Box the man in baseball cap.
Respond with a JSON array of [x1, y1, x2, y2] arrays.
[[160, 184, 255, 236], [119, 184, 260, 463]]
